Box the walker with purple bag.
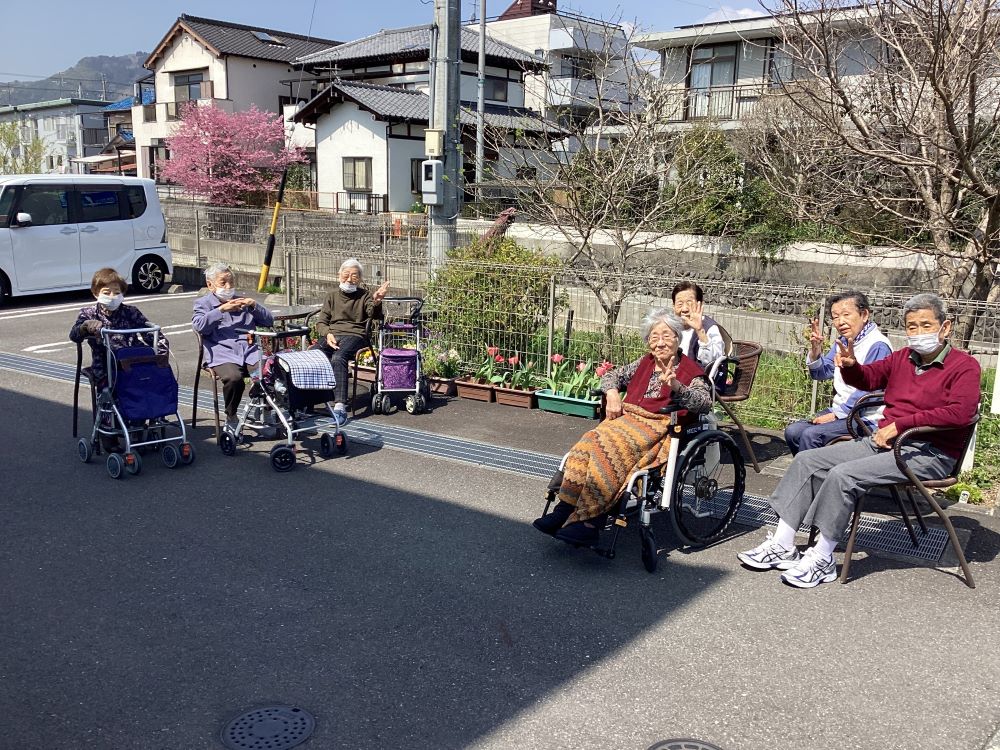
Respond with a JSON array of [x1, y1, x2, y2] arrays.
[[370, 297, 430, 415]]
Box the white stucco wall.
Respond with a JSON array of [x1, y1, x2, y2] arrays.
[[314, 102, 388, 209], [386, 136, 427, 212], [225, 57, 297, 113]]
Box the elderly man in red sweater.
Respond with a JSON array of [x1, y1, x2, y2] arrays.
[[737, 293, 981, 588]]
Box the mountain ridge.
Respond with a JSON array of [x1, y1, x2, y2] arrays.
[[0, 53, 150, 107]]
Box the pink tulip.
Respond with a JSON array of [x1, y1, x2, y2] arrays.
[[508, 355, 520, 366], [576, 362, 588, 372], [550, 354, 565, 363], [495, 355, 505, 363], [487, 346, 500, 357]]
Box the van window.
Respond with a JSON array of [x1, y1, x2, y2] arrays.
[[125, 185, 148, 218], [79, 188, 124, 223], [18, 186, 71, 226], [0, 187, 16, 227]]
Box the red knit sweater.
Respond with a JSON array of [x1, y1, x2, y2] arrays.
[[840, 346, 981, 459]]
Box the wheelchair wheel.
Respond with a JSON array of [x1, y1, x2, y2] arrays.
[[162, 444, 180, 469], [671, 430, 745, 547], [640, 525, 658, 573], [106, 452, 125, 480], [77, 438, 92, 464], [270, 445, 296, 472], [335, 432, 348, 455], [179, 442, 195, 466], [319, 433, 334, 458], [219, 431, 237, 457], [125, 451, 142, 476]]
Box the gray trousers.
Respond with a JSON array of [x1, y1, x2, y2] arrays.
[[769, 437, 955, 541]]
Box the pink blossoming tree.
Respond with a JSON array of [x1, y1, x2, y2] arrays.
[[160, 103, 305, 206]]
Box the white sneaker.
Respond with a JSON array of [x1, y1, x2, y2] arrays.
[[737, 532, 802, 570], [781, 547, 838, 588], [332, 407, 349, 427]]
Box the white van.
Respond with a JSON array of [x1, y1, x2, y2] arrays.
[[0, 174, 172, 303]]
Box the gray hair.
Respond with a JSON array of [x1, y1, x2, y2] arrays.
[[339, 258, 364, 276], [204, 262, 232, 283], [903, 292, 948, 324], [640, 307, 685, 341]]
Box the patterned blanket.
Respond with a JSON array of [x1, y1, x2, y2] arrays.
[[276, 349, 336, 390], [560, 402, 674, 524]]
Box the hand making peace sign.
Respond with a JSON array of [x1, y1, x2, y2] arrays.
[[808, 317, 824, 360], [834, 336, 857, 369]]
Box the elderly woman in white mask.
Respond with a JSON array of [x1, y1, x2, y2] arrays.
[[315, 258, 390, 424]]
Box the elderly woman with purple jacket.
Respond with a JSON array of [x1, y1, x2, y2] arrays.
[[192, 263, 274, 430]]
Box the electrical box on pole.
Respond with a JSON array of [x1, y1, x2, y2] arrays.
[[425, 129, 444, 157], [421, 160, 444, 205]]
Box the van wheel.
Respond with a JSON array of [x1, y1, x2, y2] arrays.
[[133, 256, 166, 294]]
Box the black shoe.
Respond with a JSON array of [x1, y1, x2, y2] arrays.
[[554, 520, 600, 548], [532, 501, 574, 536]]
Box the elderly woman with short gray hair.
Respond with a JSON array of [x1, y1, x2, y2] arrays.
[[533, 308, 713, 547], [315, 258, 391, 424], [192, 262, 274, 431]]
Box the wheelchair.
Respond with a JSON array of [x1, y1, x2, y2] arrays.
[[541, 401, 747, 574]]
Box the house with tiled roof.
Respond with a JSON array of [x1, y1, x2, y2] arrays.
[[291, 23, 555, 213], [131, 14, 340, 181]]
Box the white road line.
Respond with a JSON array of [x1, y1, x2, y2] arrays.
[[0, 292, 199, 322], [22, 323, 197, 353]]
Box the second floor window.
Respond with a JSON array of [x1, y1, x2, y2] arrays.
[[690, 44, 736, 89], [343, 157, 372, 192], [485, 77, 509, 102], [174, 71, 204, 102]]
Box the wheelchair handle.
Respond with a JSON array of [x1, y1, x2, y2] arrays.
[[101, 326, 161, 336]]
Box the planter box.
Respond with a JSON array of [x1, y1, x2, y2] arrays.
[[494, 386, 538, 409], [455, 377, 495, 402], [428, 376, 458, 397], [535, 389, 601, 419]]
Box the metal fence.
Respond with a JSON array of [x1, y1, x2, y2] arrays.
[[163, 201, 999, 478]]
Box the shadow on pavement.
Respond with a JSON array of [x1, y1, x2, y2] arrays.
[[1, 386, 731, 749]]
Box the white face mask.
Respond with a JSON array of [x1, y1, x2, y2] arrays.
[[339, 282, 358, 294], [97, 292, 124, 311], [907, 332, 942, 355], [214, 286, 236, 301]]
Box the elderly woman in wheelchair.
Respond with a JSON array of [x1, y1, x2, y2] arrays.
[[533, 308, 746, 572]]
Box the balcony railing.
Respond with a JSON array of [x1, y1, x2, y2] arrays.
[[332, 192, 387, 215], [660, 83, 767, 122]]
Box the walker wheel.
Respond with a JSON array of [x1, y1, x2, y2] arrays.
[[405, 395, 417, 414], [106, 452, 125, 480], [179, 442, 195, 465], [219, 431, 237, 456], [371, 392, 383, 414], [640, 526, 659, 573], [77, 438, 92, 463], [270, 444, 296, 472], [319, 433, 334, 458], [415, 394, 426, 414], [161, 443, 180, 469], [125, 451, 142, 476], [380, 394, 392, 414], [335, 432, 348, 455]]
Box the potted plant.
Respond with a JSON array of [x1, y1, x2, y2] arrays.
[[493, 355, 539, 409], [535, 357, 613, 419], [455, 346, 504, 402], [353, 347, 377, 385], [422, 343, 462, 397]]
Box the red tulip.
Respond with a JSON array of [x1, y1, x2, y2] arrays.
[[550, 353, 565, 363], [495, 355, 505, 363], [508, 355, 520, 366], [487, 346, 500, 357]]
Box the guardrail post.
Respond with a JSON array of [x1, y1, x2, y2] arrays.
[[194, 209, 202, 267]]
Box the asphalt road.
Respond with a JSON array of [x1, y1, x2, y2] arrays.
[[1, 288, 999, 750]]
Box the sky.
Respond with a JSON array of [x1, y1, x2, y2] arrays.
[[1, 0, 762, 84]]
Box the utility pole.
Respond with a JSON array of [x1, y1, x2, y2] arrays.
[[475, 0, 486, 209], [427, 0, 462, 269]]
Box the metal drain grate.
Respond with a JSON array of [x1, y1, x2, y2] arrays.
[[220, 705, 314, 750], [647, 740, 725, 750], [0, 351, 962, 563]]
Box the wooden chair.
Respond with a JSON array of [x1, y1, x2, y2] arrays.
[[190, 332, 223, 440], [829, 391, 979, 588], [713, 339, 763, 473]]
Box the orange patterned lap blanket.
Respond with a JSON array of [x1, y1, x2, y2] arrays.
[[559, 403, 673, 524]]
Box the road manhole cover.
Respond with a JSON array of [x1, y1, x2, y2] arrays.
[[221, 705, 315, 750], [647, 741, 724, 750]]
